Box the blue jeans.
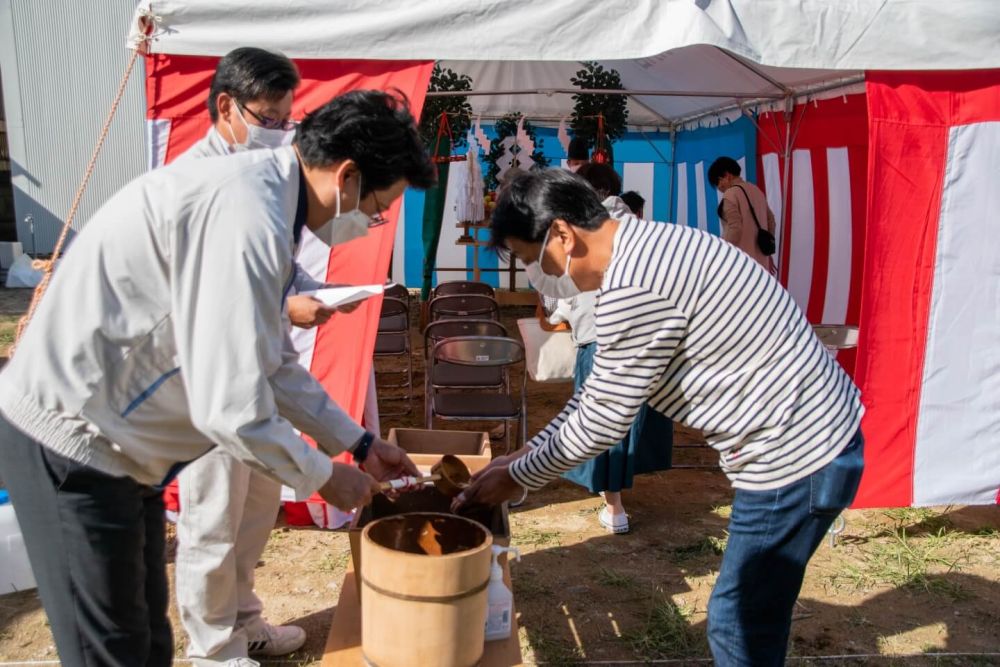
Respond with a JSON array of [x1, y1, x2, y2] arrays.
[[707, 430, 864, 666]]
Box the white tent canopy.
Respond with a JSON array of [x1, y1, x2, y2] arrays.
[[438, 50, 863, 128], [133, 0, 1000, 68], [132, 0, 1000, 127]]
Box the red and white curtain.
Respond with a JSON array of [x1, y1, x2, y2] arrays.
[[853, 71, 1000, 508], [144, 55, 434, 515], [756, 94, 869, 377]]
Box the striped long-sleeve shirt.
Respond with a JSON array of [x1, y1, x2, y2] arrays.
[[509, 218, 863, 492]]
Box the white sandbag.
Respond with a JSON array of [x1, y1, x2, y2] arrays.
[[5, 254, 42, 288]]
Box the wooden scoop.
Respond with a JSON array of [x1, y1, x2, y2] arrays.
[[378, 473, 441, 492], [430, 454, 472, 497], [377, 454, 471, 498]]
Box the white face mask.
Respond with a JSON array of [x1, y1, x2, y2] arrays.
[[227, 104, 295, 152], [312, 173, 372, 247], [525, 225, 581, 298]]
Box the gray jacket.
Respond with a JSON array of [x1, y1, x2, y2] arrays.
[[0, 147, 362, 497]]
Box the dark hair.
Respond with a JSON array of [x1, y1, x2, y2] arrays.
[[567, 136, 590, 161], [620, 190, 645, 214], [295, 90, 436, 194], [208, 47, 300, 122], [576, 163, 622, 198], [489, 170, 608, 251], [707, 156, 741, 188]]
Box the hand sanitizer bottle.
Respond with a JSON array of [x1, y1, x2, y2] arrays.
[[484, 544, 520, 641]]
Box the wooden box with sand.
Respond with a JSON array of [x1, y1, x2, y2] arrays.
[[387, 428, 492, 473]]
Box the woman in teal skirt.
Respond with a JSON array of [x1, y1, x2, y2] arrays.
[[552, 163, 673, 533], [555, 302, 673, 534]]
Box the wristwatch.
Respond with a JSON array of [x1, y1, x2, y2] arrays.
[[352, 431, 375, 464]]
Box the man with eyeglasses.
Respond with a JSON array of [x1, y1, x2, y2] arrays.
[[0, 72, 435, 665], [171, 47, 370, 665]]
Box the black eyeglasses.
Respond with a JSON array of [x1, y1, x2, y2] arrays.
[[367, 191, 391, 228], [237, 102, 297, 132]]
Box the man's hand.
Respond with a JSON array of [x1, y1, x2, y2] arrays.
[[321, 283, 369, 314], [470, 446, 531, 482], [451, 464, 524, 512], [362, 438, 420, 482], [287, 295, 337, 329], [317, 462, 381, 511]]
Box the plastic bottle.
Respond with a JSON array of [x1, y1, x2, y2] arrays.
[[0, 489, 37, 593], [484, 544, 520, 641]]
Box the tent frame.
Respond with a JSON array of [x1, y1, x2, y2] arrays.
[[426, 71, 865, 271]]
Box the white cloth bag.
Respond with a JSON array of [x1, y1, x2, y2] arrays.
[[516, 318, 575, 383]]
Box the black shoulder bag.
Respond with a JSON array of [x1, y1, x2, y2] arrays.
[[734, 185, 776, 256]]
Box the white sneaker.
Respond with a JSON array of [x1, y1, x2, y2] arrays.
[[599, 507, 629, 534], [247, 622, 307, 657]]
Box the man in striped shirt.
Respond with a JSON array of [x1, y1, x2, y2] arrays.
[[455, 169, 865, 666]]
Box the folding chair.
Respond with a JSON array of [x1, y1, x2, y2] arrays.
[[384, 282, 410, 303], [373, 296, 412, 415], [432, 280, 496, 299], [423, 319, 508, 411], [428, 294, 500, 322], [812, 324, 859, 352], [427, 336, 527, 453], [378, 284, 410, 339]]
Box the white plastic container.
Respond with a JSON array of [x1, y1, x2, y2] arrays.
[[484, 545, 520, 641], [0, 490, 37, 593]]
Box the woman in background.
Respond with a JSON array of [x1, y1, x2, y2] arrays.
[[547, 163, 672, 533]]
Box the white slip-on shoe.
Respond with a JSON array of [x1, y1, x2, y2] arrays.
[[247, 622, 307, 657]]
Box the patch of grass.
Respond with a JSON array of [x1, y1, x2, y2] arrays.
[[832, 527, 966, 597], [596, 566, 636, 589], [707, 533, 728, 553], [316, 549, 350, 573], [846, 610, 873, 628], [0, 315, 18, 356], [524, 617, 585, 666], [516, 525, 562, 548], [710, 504, 732, 519], [626, 594, 707, 660], [973, 526, 999, 537], [880, 507, 955, 536], [882, 507, 937, 525], [669, 533, 728, 561], [529, 635, 584, 666]]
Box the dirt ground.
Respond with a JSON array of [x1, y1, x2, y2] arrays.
[[1, 289, 998, 665]]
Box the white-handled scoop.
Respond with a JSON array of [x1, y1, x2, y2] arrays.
[[377, 455, 471, 497]]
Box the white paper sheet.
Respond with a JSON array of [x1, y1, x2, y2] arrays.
[[302, 284, 383, 308]]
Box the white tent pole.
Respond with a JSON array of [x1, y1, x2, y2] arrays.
[[669, 74, 864, 128], [778, 95, 794, 274], [741, 108, 784, 155], [714, 46, 792, 96]]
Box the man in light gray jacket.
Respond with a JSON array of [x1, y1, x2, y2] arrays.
[[0, 89, 435, 667], [170, 47, 367, 666]]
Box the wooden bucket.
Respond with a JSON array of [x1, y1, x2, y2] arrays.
[[361, 512, 492, 667]]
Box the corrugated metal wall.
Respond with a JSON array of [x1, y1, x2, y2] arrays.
[[0, 1, 146, 254]]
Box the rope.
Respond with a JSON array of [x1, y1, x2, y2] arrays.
[[11, 14, 157, 353]]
